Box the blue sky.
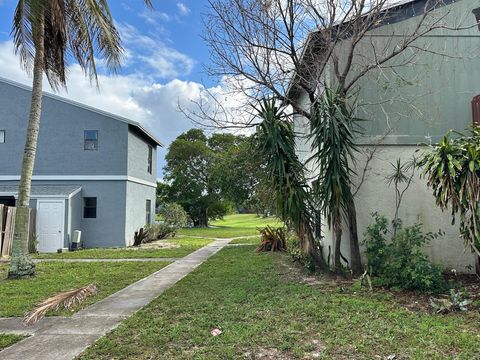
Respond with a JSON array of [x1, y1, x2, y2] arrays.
[[0, 0, 226, 178]]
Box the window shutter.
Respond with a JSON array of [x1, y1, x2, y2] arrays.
[[472, 95, 480, 125]]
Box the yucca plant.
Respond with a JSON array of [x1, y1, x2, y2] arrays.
[[308, 87, 363, 274], [8, 0, 152, 279], [419, 127, 480, 266], [254, 98, 328, 271]]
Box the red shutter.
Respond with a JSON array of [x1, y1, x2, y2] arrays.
[[472, 95, 480, 125]]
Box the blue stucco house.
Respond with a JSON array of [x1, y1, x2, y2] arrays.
[[0, 77, 162, 252]]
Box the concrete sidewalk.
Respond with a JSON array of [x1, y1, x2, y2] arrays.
[[0, 239, 231, 360]]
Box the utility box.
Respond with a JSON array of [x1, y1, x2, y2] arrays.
[[71, 230, 82, 251]]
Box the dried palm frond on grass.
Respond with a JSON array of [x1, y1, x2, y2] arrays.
[[256, 226, 287, 252], [23, 284, 98, 325]]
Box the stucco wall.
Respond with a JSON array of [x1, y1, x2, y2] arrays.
[[68, 191, 83, 247], [127, 127, 157, 183], [0, 80, 129, 176], [125, 181, 155, 246]]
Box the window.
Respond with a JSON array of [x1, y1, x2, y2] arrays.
[[146, 200, 152, 225], [84, 197, 97, 218], [472, 95, 480, 125], [84, 130, 98, 150], [0, 130, 5, 143], [147, 145, 153, 174], [473, 8, 480, 30]]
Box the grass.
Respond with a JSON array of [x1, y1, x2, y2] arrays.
[[0, 334, 26, 351], [0, 261, 169, 317], [229, 236, 261, 245], [178, 213, 283, 238], [33, 237, 212, 259], [79, 246, 480, 359]]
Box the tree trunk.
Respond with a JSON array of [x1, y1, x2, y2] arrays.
[[334, 227, 342, 274], [195, 208, 208, 228], [348, 201, 362, 275], [8, 18, 44, 279]]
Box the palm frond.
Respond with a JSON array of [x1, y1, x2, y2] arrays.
[[23, 284, 98, 325]]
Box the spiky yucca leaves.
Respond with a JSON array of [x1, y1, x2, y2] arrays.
[[256, 226, 287, 252], [24, 284, 98, 325], [308, 87, 363, 274], [420, 127, 480, 260], [255, 98, 328, 271]]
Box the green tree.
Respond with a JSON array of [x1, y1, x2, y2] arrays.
[[8, 0, 151, 278], [308, 87, 363, 274], [156, 181, 171, 209], [255, 98, 328, 271], [164, 129, 225, 227]]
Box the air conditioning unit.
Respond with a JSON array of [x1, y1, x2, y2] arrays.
[[71, 230, 82, 251]]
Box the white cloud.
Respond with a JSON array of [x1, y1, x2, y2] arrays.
[[177, 3, 191, 16], [117, 23, 195, 79], [0, 40, 245, 177]]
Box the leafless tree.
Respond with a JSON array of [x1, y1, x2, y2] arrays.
[[190, 0, 479, 273]]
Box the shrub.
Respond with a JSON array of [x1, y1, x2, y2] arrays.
[[363, 212, 448, 294], [144, 223, 174, 242], [160, 203, 188, 235]]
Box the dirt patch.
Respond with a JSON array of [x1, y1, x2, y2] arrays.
[[277, 254, 480, 314], [137, 240, 180, 250]]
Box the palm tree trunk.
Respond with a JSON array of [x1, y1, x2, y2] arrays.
[[8, 18, 44, 279], [334, 227, 342, 274], [348, 201, 362, 275]]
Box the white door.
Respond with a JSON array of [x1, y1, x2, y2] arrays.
[[37, 200, 65, 253]]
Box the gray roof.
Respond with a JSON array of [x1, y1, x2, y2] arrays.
[[0, 77, 163, 147], [0, 185, 82, 197]]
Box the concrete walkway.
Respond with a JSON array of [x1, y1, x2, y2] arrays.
[[0, 238, 231, 360], [32, 257, 179, 263]]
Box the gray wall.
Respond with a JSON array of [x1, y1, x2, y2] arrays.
[[125, 181, 155, 246], [68, 191, 83, 247], [127, 127, 157, 182], [0, 80, 129, 176], [80, 181, 127, 248]]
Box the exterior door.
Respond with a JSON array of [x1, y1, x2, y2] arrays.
[[37, 200, 65, 252]]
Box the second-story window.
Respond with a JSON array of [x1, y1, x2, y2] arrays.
[[84, 130, 98, 150], [147, 145, 153, 174], [0, 130, 5, 143]]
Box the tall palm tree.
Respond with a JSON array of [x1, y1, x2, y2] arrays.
[[255, 98, 328, 272], [8, 0, 151, 279]]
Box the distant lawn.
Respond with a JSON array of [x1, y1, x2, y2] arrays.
[[0, 334, 26, 351], [178, 214, 283, 238], [80, 246, 480, 359], [0, 261, 169, 317], [34, 237, 212, 259], [229, 236, 261, 245]]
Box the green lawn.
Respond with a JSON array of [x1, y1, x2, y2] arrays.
[[79, 246, 480, 359], [229, 236, 261, 245], [178, 214, 283, 238], [0, 334, 26, 351], [33, 237, 212, 259], [0, 261, 169, 317]]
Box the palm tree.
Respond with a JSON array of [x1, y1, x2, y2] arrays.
[[255, 98, 328, 272], [8, 0, 151, 279], [308, 87, 363, 274]]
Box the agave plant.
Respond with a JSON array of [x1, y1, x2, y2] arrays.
[[308, 87, 363, 274], [419, 127, 480, 259], [254, 98, 327, 271]]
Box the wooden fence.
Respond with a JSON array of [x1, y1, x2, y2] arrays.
[[0, 205, 36, 257]]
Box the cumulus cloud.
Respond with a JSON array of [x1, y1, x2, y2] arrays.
[[177, 3, 191, 16], [117, 22, 195, 79], [0, 40, 245, 178]]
